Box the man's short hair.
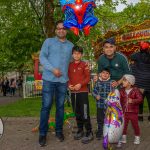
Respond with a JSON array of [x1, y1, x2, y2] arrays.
[[55, 20, 64, 28], [103, 37, 116, 46], [72, 46, 83, 54]]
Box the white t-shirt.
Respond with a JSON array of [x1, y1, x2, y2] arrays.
[[125, 88, 132, 95]]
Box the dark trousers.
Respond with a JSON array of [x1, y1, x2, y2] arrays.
[[97, 108, 105, 134], [71, 92, 92, 132], [18, 86, 22, 96], [123, 112, 140, 136], [139, 91, 150, 115], [2, 86, 6, 96]]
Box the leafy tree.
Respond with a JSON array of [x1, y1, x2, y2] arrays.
[[0, 0, 42, 75]]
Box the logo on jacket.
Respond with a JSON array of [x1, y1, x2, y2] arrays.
[[115, 64, 119, 67]]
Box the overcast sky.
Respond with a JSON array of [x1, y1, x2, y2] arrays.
[[116, 0, 140, 12]]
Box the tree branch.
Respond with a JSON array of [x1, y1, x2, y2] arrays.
[[28, 0, 46, 36]]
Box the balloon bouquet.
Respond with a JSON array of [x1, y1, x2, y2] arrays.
[[60, 0, 98, 36], [103, 89, 124, 150]]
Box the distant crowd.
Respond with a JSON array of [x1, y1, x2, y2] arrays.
[[0, 76, 23, 97]]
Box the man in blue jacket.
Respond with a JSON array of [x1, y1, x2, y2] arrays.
[[39, 20, 74, 146]]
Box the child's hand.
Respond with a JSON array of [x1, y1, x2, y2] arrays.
[[96, 95, 100, 100], [74, 84, 81, 91], [111, 81, 119, 87], [128, 98, 133, 103], [68, 85, 74, 91]]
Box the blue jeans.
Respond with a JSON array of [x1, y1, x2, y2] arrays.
[[39, 80, 67, 136]]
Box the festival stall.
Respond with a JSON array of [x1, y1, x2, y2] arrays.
[[93, 20, 150, 59], [31, 53, 42, 90]]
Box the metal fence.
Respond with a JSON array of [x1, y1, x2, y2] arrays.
[[23, 81, 42, 98], [23, 80, 94, 99]]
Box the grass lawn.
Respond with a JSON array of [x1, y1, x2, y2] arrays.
[[0, 96, 149, 117]]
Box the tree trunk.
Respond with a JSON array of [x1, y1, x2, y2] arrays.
[[44, 0, 55, 37]]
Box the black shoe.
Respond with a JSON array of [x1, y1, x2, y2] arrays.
[[81, 131, 94, 144], [74, 130, 84, 140], [96, 130, 102, 140], [39, 135, 46, 147], [148, 116, 150, 121], [138, 116, 143, 122], [56, 133, 64, 142]]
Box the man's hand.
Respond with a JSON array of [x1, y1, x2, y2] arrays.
[[111, 81, 118, 87], [128, 98, 133, 103], [68, 85, 74, 91], [96, 95, 100, 100], [74, 84, 82, 91], [52, 69, 62, 77]]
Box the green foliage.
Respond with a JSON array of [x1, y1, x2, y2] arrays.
[[0, 0, 44, 75], [0, 96, 95, 117]]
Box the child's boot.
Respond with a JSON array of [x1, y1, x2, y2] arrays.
[[120, 135, 127, 144], [81, 131, 94, 144], [96, 130, 102, 140], [74, 129, 84, 140], [134, 136, 140, 144], [116, 140, 122, 148]]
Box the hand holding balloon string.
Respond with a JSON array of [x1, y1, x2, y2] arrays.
[[69, 84, 82, 91]]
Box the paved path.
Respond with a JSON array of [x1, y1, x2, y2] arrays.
[[0, 117, 150, 150], [0, 93, 22, 105]]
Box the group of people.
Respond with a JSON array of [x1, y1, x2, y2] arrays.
[[38, 20, 150, 147], [0, 76, 23, 97]]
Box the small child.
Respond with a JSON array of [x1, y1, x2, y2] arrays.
[[120, 74, 143, 144], [68, 46, 93, 144], [92, 68, 113, 140]]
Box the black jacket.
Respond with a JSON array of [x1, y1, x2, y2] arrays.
[[131, 51, 150, 91]]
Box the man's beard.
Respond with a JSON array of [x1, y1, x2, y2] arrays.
[[57, 34, 66, 39]]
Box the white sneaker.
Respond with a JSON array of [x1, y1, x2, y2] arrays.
[[116, 141, 122, 148], [120, 135, 127, 144], [134, 136, 140, 144]]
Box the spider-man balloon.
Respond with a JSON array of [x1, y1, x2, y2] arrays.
[[60, 0, 98, 36]]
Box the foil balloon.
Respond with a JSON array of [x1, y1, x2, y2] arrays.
[[140, 41, 150, 50], [103, 89, 124, 150], [60, 0, 98, 36]]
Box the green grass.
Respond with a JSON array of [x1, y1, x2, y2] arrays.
[[0, 96, 148, 117]]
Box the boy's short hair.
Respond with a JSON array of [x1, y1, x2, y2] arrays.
[[72, 46, 83, 54], [100, 68, 110, 74]]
